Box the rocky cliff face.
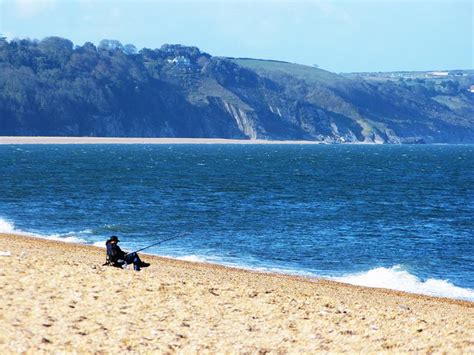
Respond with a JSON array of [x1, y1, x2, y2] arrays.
[[1, 38, 473, 143]]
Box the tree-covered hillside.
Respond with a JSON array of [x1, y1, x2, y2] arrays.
[[1, 37, 473, 143]]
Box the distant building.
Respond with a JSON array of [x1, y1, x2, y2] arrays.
[[429, 71, 449, 77], [167, 56, 191, 66]]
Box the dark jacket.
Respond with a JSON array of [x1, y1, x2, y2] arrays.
[[106, 241, 126, 265]]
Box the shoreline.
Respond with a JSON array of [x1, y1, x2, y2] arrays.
[[1, 232, 471, 307], [1, 232, 473, 352], [1, 136, 471, 145], [0, 136, 325, 145]]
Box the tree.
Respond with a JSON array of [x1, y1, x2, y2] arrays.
[[123, 44, 137, 55], [40, 36, 73, 49], [0, 35, 7, 48], [78, 42, 97, 53], [98, 39, 124, 52], [38, 36, 74, 67]]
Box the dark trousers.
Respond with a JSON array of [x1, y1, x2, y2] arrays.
[[124, 252, 142, 271]]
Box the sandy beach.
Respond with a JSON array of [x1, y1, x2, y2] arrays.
[[0, 136, 325, 145], [0, 233, 472, 353]]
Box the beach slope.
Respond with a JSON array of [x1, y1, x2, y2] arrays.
[[0, 233, 472, 353]]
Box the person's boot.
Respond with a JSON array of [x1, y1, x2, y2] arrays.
[[141, 262, 150, 267]]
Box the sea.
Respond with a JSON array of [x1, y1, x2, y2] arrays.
[[0, 144, 473, 301]]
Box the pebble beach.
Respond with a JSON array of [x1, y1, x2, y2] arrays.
[[1, 233, 472, 353]]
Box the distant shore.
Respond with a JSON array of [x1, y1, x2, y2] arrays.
[[0, 136, 325, 145], [1, 232, 472, 353]]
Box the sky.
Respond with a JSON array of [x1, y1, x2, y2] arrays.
[[0, 0, 472, 73]]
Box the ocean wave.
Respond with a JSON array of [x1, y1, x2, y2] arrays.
[[162, 255, 474, 301], [0, 218, 16, 234], [1, 217, 473, 301], [331, 265, 474, 302], [0, 217, 88, 244]]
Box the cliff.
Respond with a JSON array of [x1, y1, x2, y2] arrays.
[[1, 37, 473, 143]]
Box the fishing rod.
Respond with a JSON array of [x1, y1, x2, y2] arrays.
[[128, 232, 190, 255]]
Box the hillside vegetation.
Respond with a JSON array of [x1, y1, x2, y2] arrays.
[[1, 37, 473, 143]]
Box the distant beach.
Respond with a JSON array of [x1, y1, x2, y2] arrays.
[[1, 233, 472, 353], [0, 136, 324, 145]]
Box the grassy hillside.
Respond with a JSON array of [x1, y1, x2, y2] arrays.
[[230, 58, 347, 87]]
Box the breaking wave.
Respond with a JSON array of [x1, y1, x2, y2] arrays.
[[161, 255, 474, 301], [332, 265, 474, 302], [0, 217, 87, 244], [1, 217, 473, 301], [0, 218, 16, 234], [176, 254, 210, 263]]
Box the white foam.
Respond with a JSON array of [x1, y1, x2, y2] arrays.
[[40, 234, 87, 244], [169, 254, 315, 277], [0, 217, 87, 244], [175, 255, 210, 263], [0, 218, 16, 234], [77, 228, 93, 234], [157, 256, 474, 301], [2, 217, 472, 301], [332, 265, 474, 301]]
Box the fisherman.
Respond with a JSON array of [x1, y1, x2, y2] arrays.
[[105, 235, 150, 271]]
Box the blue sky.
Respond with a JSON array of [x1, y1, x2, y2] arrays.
[[0, 0, 472, 72]]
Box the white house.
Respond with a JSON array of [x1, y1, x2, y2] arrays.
[[167, 56, 191, 66], [429, 71, 449, 77]]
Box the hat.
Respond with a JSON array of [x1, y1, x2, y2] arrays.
[[108, 235, 120, 242]]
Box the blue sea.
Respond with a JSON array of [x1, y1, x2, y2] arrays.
[[0, 144, 473, 301]]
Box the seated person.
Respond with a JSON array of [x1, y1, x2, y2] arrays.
[[105, 235, 150, 271]]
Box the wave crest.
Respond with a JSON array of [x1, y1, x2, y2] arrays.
[[0, 217, 87, 244], [332, 265, 474, 301], [176, 255, 209, 263], [0, 218, 16, 234], [1, 217, 473, 301]]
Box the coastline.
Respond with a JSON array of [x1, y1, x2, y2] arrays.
[[0, 136, 325, 145], [1, 137, 472, 145], [1, 232, 472, 352]]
